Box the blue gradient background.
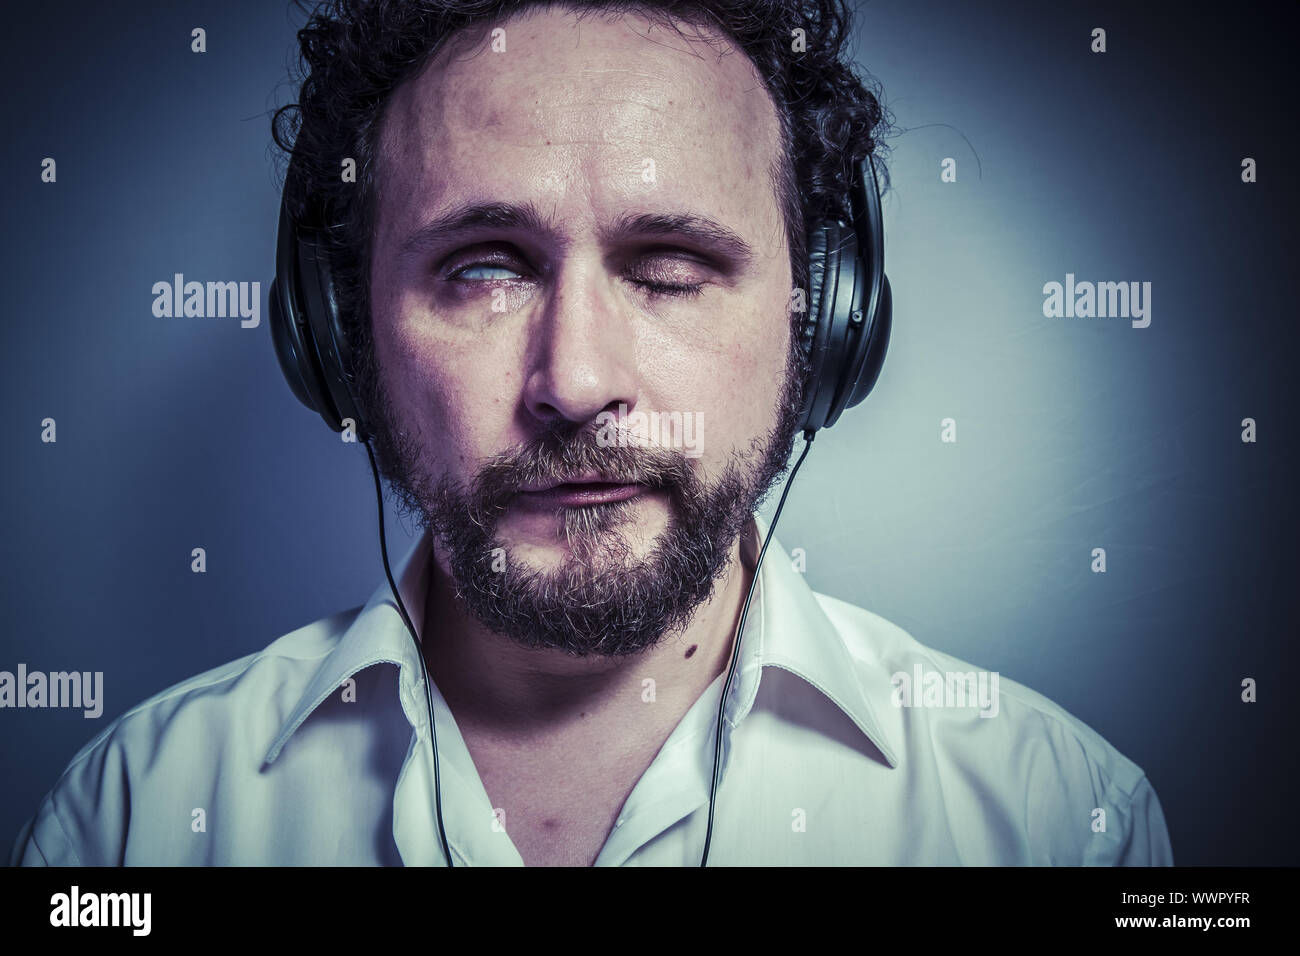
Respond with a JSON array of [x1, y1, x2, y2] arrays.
[[2, 0, 1295, 865]]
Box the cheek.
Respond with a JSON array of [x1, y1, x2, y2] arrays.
[[375, 300, 524, 471], [635, 299, 788, 451], [723, 328, 788, 438]]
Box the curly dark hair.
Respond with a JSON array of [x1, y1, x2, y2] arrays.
[[271, 0, 892, 438]]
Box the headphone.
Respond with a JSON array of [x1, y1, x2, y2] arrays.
[[268, 147, 892, 865]]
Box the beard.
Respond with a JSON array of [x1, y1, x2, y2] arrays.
[[359, 332, 807, 658]]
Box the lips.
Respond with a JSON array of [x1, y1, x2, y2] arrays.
[[515, 476, 648, 508]]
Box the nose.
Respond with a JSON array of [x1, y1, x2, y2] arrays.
[[522, 256, 639, 427]]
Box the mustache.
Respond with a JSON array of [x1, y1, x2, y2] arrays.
[[456, 422, 696, 517]]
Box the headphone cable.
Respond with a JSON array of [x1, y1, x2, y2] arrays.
[[700, 427, 814, 865], [366, 439, 455, 866]]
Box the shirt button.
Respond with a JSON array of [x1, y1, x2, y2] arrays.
[[616, 818, 625, 827]]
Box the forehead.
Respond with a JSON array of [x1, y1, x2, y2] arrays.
[[372, 4, 785, 253]]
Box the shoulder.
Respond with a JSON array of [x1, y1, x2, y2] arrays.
[[812, 590, 1174, 865], [812, 589, 1142, 784], [8, 606, 362, 866]]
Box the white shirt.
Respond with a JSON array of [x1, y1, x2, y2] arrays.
[[9, 515, 1173, 866]]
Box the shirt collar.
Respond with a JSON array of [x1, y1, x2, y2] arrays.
[[264, 513, 901, 770], [262, 531, 431, 767], [740, 512, 901, 768]]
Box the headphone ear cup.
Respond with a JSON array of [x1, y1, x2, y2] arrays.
[[270, 178, 371, 440], [271, 192, 350, 434], [836, 273, 891, 417], [799, 225, 827, 365], [301, 239, 369, 440], [800, 219, 864, 433], [269, 265, 337, 425], [805, 153, 894, 431], [798, 221, 840, 433]]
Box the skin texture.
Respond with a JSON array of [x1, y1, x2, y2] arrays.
[[367, 5, 796, 865]]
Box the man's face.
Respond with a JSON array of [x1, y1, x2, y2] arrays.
[[364, 5, 803, 656]]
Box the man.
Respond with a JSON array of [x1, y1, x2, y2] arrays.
[[10, 0, 1172, 866]]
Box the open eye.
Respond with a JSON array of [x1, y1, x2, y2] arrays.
[[450, 264, 522, 281]]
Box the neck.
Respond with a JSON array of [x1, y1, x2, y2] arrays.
[[420, 518, 758, 744]]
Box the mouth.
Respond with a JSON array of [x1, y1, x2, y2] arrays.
[[515, 474, 649, 508]]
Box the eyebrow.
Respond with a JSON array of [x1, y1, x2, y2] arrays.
[[398, 201, 562, 259], [397, 200, 754, 269], [601, 211, 754, 269]]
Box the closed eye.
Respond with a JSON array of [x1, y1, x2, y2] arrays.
[[632, 279, 704, 299]]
